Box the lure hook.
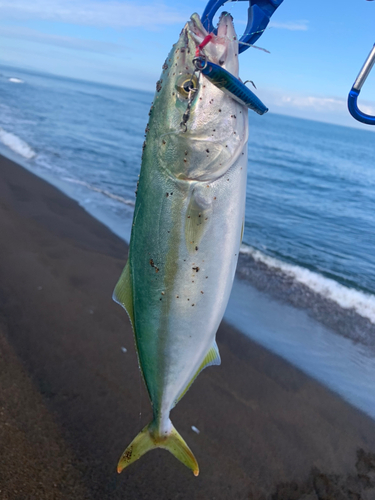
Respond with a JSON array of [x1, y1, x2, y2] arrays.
[[348, 44, 375, 126], [201, 0, 284, 54]]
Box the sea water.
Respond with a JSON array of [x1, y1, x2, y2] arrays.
[[1, 64, 375, 418]]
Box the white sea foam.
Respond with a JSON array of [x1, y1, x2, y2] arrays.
[[240, 244, 375, 324], [0, 127, 36, 159], [8, 77, 24, 83], [62, 177, 135, 206]]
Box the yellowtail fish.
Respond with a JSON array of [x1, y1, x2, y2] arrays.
[[113, 12, 248, 476]]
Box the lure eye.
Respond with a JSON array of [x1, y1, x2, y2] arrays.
[[176, 75, 198, 98]]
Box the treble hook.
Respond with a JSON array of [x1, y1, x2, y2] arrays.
[[201, 0, 284, 54], [348, 44, 375, 125]]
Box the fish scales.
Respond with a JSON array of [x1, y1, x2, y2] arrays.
[[114, 12, 249, 475]]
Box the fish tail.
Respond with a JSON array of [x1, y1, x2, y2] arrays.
[[117, 419, 199, 476]]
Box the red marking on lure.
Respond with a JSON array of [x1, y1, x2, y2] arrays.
[[195, 34, 214, 57]]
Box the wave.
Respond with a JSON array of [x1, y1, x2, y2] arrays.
[[8, 77, 24, 84], [240, 244, 375, 325], [62, 177, 135, 207], [0, 127, 36, 159]]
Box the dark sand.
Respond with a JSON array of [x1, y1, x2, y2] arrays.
[[1, 153, 375, 500]]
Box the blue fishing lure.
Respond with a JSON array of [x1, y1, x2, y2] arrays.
[[196, 58, 268, 115]]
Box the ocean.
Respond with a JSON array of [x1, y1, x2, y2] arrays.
[[1, 63, 375, 418]]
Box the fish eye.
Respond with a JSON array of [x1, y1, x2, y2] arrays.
[[176, 75, 198, 98]]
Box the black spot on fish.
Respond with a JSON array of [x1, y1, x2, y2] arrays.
[[150, 259, 159, 273]]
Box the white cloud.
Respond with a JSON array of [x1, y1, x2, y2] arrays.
[[0, 0, 188, 29], [269, 20, 309, 31], [279, 95, 345, 112], [0, 26, 128, 53], [253, 87, 375, 130], [276, 94, 375, 116]]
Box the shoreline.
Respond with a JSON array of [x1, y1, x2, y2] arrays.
[[1, 152, 375, 499]]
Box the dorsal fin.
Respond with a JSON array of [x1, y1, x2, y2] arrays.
[[112, 261, 135, 331], [175, 341, 221, 405]]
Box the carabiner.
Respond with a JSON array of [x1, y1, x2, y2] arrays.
[[348, 44, 375, 125], [201, 0, 284, 54]]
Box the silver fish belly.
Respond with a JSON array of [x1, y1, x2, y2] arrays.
[[113, 12, 248, 476]]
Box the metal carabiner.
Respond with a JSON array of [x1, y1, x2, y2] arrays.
[[201, 0, 284, 54], [348, 44, 375, 125]]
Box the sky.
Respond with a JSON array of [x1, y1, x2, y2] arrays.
[[0, 0, 374, 129]]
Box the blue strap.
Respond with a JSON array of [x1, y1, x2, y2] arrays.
[[202, 0, 284, 53]]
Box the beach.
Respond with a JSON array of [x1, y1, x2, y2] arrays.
[[1, 153, 375, 500]]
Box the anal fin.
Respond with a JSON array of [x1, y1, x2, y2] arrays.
[[176, 341, 221, 404]]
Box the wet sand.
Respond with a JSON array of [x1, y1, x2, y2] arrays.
[[1, 153, 375, 499]]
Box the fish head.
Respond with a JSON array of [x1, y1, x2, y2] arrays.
[[152, 13, 249, 183]]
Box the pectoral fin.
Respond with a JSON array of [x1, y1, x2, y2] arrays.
[[185, 190, 212, 254]]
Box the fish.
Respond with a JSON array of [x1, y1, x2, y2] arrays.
[[113, 11, 249, 476]]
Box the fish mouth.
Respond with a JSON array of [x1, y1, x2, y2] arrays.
[[187, 12, 239, 76]]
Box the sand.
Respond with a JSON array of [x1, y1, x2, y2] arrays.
[[1, 153, 375, 499]]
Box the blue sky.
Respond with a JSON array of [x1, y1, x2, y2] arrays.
[[0, 0, 374, 129]]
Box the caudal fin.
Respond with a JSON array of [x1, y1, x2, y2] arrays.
[[117, 420, 199, 476]]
